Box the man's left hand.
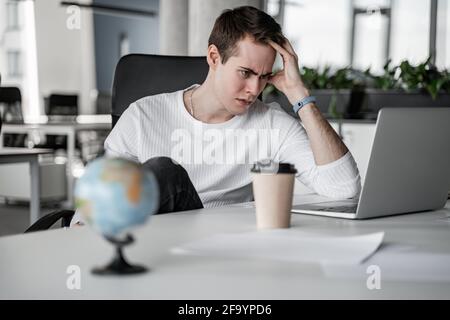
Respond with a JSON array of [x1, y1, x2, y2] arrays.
[[268, 38, 310, 104]]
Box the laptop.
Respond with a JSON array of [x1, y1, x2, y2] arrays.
[[292, 107, 450, 219]]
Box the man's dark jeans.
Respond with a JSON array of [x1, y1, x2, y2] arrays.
[[142, 157, 204, 214]]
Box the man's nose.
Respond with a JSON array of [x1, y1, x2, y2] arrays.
[[246, 77, 262, 97]]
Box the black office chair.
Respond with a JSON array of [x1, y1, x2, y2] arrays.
[[0, 78, 2, 134], [0, 74, 2, 133], [0, 87, 23, 122], [24, 54, 209, 233], [111, 54, 208, 128], [0, 86, 27, 147], [46, 94, 79, 116], [95, 91, 112, 114]]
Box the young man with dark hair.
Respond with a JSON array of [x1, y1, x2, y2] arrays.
[[72, 6, 360, 225]]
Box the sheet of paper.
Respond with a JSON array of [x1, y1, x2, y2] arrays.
[[171, 230, 384, 265], [226, 193, 334, 208], [322, 243, 450, 282]]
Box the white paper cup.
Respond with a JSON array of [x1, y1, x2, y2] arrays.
[[251, 161, 297, 229]]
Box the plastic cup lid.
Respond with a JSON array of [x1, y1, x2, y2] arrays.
[[250, 159, 297, 174]]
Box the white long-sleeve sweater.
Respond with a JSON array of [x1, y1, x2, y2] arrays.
[[104, 85, 361, 207]]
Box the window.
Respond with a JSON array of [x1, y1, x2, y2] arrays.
[[390, 0, 431, 66], [352, 0, 391, 74], [436, 0, 450, 68], [6, 0, 20, 30], [280, 0, 447, 71], [7, 51, 22, 77], [283, 0, 352, 68], [267, 0, 283, 17]]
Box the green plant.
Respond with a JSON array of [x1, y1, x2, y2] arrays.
[[398, 57, 450, 100], [301, 66, 332, 89], [301, 66, 362, 90], [262, 58, 450, 116], [365, 59, 400, 90], [328, 67, 359, 90]]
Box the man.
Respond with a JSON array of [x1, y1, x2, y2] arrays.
[[72, 6, 360, 225]]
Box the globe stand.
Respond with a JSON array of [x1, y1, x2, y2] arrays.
[[92, 233, 147, 275]]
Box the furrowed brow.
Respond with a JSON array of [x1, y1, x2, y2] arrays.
[[239, 66, 272, 77]]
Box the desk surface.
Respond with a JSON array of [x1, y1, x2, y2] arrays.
[[1, 122, 111, 131], [0, 147, 53, 157], [1, 194, 450, 299]]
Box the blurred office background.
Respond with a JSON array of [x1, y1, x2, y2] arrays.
[[0, 0, 449, 236]]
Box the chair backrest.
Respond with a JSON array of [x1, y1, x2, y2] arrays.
[[0, 86, 23, 124], [0, 86, 21, 104], [0, 75, 2, 133], [0, 74, 1, 133], [95, 90, 112, 114], [46, 94, 78, 116], [111, 54, 209, 128]]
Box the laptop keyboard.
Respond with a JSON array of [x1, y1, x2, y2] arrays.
[[313, 205, 358, 213]]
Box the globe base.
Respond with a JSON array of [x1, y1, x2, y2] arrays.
[[92, 260, 147, 275], [92, 233, 148, 275]]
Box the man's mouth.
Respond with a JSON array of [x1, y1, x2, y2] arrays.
[[236, 98, 253, 105]]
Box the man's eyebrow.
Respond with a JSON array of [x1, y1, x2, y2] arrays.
[[239, 66, 272, 77]]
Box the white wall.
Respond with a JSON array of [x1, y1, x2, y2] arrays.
[[0, 0, 40, 122], [0, 1, 23, 85], [188, 0, 264, 56], [160, 0, 264, 56], [34, 0, 96, 115], [160, 0, 188, 55]]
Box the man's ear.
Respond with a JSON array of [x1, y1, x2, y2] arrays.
[[206, 44, 221, 70]]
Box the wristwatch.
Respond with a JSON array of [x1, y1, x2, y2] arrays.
[[292, 96, 316, 116]]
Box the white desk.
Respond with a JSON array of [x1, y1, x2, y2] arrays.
[[0, 121, 111, 206], [0, 147, 53, 225], [0, 194, 449, 299]]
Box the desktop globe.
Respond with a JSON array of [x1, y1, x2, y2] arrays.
[[74, 156, 159, 237], [74, 156, 159, 275]]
